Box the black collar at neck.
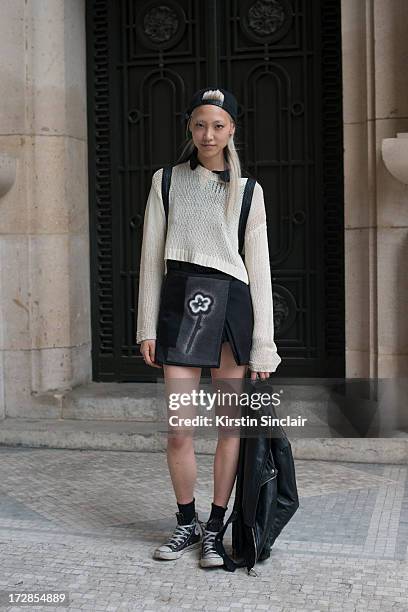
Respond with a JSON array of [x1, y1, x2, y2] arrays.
[[189, 148, 230, 182]]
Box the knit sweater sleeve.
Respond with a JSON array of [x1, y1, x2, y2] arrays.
[[136, 168, 166, 343], [244, 181, 282, 373]]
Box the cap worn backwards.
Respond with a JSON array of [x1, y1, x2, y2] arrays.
[[184, 87, 238, 124]]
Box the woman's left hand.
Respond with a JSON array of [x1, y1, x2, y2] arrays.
[[249, 370, 270, 381]]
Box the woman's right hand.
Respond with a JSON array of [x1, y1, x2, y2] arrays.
[[139, 339, 162, 368]]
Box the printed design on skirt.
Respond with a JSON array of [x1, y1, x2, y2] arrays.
[[186, 292, 214, 353]]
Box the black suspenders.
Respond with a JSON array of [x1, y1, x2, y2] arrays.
[[160, 165, 256, 257]]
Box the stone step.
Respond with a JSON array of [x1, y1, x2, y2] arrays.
[[0, 417, 407, 464], [61, 383, 161, 421], [60, 382, 373, 437]]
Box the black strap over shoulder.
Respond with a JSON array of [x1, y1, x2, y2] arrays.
[[239, 178, 256, 256], [161, 165, 173, 226], [160, 165, 255, 255]]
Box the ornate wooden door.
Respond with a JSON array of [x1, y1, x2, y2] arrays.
[[86, 0, 345, 381]]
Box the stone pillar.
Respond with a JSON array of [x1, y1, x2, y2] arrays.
[[0, 0, 90, 418], [342, 0, 408, 379]]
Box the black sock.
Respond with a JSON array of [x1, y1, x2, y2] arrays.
[[208, 502, 227, 525], [177, 498, 195, 524]]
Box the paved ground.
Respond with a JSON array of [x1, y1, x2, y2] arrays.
[[0, 447, 407, 611]]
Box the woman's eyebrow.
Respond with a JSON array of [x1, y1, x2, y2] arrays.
[[194, 118, 225, 123]]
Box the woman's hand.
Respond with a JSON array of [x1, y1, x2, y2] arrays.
[[139, 340, 162, 368], [249, 369, 270, 381]]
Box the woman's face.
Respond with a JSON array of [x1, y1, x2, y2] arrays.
[[189, 105, 235, 160]]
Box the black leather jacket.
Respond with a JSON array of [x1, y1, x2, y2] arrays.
[[216, 380, 299, 572]]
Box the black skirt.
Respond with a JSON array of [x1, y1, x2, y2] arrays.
[[155, 260, 254, 368]]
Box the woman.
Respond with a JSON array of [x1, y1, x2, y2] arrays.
[[136, 87, 281, 568]]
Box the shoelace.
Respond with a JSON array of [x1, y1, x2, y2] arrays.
[[202, 528, 218, 556], [166, 523, 195, 548]]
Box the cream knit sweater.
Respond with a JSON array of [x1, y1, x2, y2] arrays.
[[136, 160, 281, 372]]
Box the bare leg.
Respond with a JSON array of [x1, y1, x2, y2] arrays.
[[210, 343, 247, 508], [164, 363, 201, 504]]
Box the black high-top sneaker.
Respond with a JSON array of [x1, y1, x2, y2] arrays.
[[199, 517, 224, 568], [154, 511, 202, 560]]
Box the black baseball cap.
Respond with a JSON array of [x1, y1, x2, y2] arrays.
[[184, 87, 238, 123]]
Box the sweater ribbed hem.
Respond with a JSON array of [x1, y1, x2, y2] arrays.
[[163, 249, 249, 285], [249, 353, 282, 373], [136, 331, 157, 344]]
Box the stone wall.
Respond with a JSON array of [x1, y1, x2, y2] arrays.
[[0, 0, 90, 418], [342, 0, 408, 378]]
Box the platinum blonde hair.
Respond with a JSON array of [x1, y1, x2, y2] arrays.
[[175, 89, 242, 220], [202, 89, 224, 103]]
